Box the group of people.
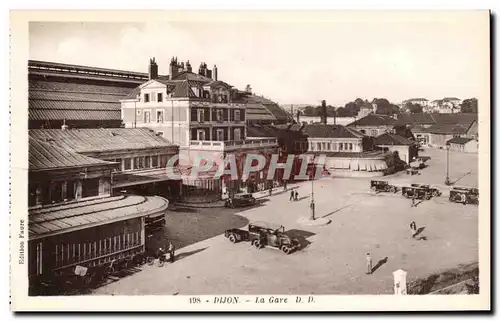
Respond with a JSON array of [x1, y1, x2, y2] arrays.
[[289, 190, 300, 201], [157, 241, 176, 264]]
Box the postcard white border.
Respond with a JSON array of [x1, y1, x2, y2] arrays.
[[9, 10, 491, 312]]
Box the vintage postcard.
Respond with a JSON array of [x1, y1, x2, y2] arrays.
[[10, 10, 490, 311]]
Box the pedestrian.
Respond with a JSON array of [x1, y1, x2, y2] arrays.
[[409, 221, 417, 237], [283, 181, 287, 191], [167, 241, 176, 263], [294, 190, 299, 201], [366, 252, 373, 275], [290, 190, 294, 201], [411, 195, 416, 207], [269, 187, 273, 196]]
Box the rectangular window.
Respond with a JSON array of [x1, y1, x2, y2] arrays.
[[310, 142, 314, 151], [144, 111, 151, 123], [216, 110, 223, 122], [216, 129, 224, 141], [82, 178, 100, 198], [327, 143, 331, 150], [124, 158, 132, 170], [145, 156, 151, 168], [234, 128, 241, 141], [349, 143, 353, 150], [144, 93, 150, 103], [197, 130, 206, 141], [152, 155, 159, 168], [198, 109, 205, 122], [160, 155, 168, 167], [371, 129, 378, 136], [317, 143, 322, 151], [157, 93, 163, 102], [134, 157, 145, 169], [234, 110, 241, 122], [339, 143, 343, 151], [156, 110, 164, 123]]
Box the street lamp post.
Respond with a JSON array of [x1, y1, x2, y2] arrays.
[[310, 156, 316, 220], [445, 144, 451, 185]]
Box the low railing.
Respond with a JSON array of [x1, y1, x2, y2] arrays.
[[189, 138, 278, 150]]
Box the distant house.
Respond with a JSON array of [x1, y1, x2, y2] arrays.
[[374, 132, 418, 164], [394, 113, 477, 147], [346, 114, 397, 137], [446, 137, 478, 153], [403, 98, 429, 107]]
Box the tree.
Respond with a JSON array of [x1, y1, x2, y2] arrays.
[[406, 102, 423, 114], [371, 98, 400, 115], [460, 98, 478, 113], [335, 107, 351, 117], [302, 106, 316, 116]]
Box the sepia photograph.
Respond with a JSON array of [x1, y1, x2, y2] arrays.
[[9, 9, 490, 311]]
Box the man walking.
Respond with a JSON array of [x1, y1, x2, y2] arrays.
[[167, 241, 176, 263], [290, 190, 294, 201], [294, 190, 299, 201], [366, 252, 373, 275], [409, 221, 417, 238]]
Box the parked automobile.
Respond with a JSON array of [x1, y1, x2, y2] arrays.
[[449, 187, 479, 205], [402, 186, 431, 200], [224, 221, 299, 254], [370, 180, 398, 193], [410, 183, 441, 197], [224, 193, 256, 208]]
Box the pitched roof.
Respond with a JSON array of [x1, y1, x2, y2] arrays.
[[29, 195, 168, 239], [29, 137, 115, 171], [29, 80, 133, 123], [347, 114, 396, 126], [29, 128, 176, 153], [374, 133, 414, 146], [395, 113, 477, 126], [301, 124, 365, 139], [426, 123, 471, 135], [446, 137, 474, 145]]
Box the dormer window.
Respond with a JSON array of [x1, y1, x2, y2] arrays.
[[144, 93, 150, 103]]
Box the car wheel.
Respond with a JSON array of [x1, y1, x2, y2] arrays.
[[228, 234, 237, 243], [251, 240, 257, 246], [432, 191, 439, 197], [281, 246, 291, 254], [254, 241, 262, 249], [403, 192, 409, 198], [390, 186, 397, 193]]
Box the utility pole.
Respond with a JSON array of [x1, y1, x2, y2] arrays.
[[310, 156, 316, 220], [445, 144, 451, 185]]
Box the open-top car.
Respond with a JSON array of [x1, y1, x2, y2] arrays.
[[224, 221, 299, 254], [224, 193, 256, 208], [410, 183, 441, 197], [370, 180, 398, 193], [402, 186, 431, 200], [449, 187, 479, 205]]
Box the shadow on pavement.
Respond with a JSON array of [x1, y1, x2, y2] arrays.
[[413, 226, 426, 238], [285, 229, 315, 250], [450, 171, 472, 185], [371, 256, 388, 274], [175, 247, 208, 262], [322, 202, 357, 219], [170, 206, 198, 213]]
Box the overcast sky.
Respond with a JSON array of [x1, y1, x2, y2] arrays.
[[29, 12, 488, 106]]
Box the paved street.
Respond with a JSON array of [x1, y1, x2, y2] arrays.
[[92, 148, 478, 295]]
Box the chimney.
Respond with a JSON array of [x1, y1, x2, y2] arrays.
[[148, 57, 158, 80], [186, 60, 192, 73], [213, 64, 218, 81], [206, 69, 212, 79], [372, 103, 378, 114], [169, 56, 178, 80], [296, 110, 300, 123], [321, 100, 327, 125], [245, 84, 252, 94], [61, 119, 68, 131]]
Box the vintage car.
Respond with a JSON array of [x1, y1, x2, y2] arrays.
[[410, 183, 441, 197], [449, 187, 479, 205], [224, 221, 299, 254], [370, 180, 398, 193], [402, 186, 432, 200], [224, 193, 256, 208]]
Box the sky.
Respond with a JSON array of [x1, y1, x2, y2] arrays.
[[28, 12, 488, 106]]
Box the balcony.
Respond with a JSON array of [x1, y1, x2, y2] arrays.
[[189, 138, 278, 151]]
